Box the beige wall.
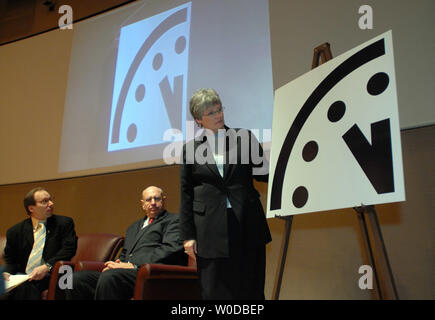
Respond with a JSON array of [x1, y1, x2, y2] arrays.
[[0, 0, 434, 299], [0, 29, 73, 184]]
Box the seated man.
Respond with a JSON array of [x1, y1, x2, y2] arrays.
[[3, 187, 78, 300], [66, 186, 185, 300]]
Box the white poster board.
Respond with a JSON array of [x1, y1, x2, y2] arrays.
[[267, 31, 405, 218]]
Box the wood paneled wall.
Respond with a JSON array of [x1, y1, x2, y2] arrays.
[[0, 0, 135, 45]]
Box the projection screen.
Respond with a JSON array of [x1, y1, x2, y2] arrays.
[[59, 0, 274, 173]]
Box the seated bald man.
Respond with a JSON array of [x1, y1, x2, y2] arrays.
[[66, 186, 186, 300]]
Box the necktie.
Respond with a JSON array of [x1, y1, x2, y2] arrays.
[[25, 223, 46, 274], [141, 217, 154, 229]]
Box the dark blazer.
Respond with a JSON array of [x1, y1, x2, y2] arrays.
[[180, 127, 272, 258], [4, 214, 77, 274], [118, 210, 186, 267]]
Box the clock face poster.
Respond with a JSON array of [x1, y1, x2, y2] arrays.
[[267, 31, 405, 218]]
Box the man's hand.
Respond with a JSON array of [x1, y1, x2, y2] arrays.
[[102, 259, 135, 272], [3, 272, 10, 281], [28, 264, 49, 281], [183, 239, 197, 261]]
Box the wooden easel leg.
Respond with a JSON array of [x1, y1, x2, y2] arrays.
[[364, 206, 399, 300], [354, 206, 381, 299], [272, 215, 293, 300], [355, 205, 399, 300]]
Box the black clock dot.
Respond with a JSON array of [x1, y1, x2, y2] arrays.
[[127, 123, 137, 143], [135, 84, 145, 102], [152, 53, 163, 71], [302, 141, 318, 162], [328, 100, 346, 122], [175, 36, 186, 54], [292, 186, 308, 208], [367, 72, 389, 95]]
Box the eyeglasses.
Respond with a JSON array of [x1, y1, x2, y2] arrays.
[[144, 196, 163, 203], [36, 198, 52, 205], [203, 106, 225, 117]]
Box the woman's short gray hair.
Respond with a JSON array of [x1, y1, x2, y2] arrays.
[[189, 88, 222, 120]]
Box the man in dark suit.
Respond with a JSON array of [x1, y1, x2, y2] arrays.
[[3, 187, 77, 299], [66, 186, 185, 300]]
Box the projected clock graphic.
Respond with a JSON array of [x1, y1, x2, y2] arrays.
[[267, 31, 405, 218], [108, 3, 191, 152]]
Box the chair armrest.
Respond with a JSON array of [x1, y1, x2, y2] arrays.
[[46, 261, 75, 300], [74, 261, 105, 272], [133, 263, 200, 300], [138, 263, 198, 279]]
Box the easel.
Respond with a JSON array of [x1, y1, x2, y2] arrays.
[[271, 43, 399, 300]]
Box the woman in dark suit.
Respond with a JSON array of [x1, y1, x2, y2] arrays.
[[180, 88, 271, 299]]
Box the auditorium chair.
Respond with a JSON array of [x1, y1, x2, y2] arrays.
[[46, 233, 124, 299], [75, 255, 201, 299]]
